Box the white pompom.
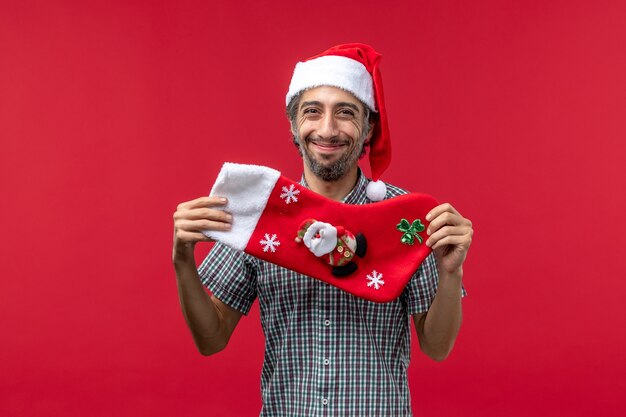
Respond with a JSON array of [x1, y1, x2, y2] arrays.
[[366, 180, 387, 202]]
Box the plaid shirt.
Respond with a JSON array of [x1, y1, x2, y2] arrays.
[[199, 172, 451, 417]]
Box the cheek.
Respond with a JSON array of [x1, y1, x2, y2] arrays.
[[348, 121, 363, 139], [297, 122, 315, 140], [297, 115, 315, 130]]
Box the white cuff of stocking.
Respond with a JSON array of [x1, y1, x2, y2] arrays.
[[203, 163, 280, 251]]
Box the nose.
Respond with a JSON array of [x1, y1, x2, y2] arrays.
[[317, 114, 339, 140]]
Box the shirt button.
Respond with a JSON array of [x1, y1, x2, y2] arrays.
[[323, 359, 330, 366], [324, 319, 331, 327], [322, 398, 328, 406]]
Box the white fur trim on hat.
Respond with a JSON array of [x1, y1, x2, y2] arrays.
[[286, 55, 376, 111], [203, 163, 280, 250]]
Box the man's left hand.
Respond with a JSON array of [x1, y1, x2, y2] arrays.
[[425, 203, 473, 274]]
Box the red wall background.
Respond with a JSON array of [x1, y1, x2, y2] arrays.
[[1, 1, 625, 416]]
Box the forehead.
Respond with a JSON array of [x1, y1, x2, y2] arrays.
[[299, 86, 363, 108]]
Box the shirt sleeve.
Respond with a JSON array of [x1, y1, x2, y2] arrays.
[[402, 253, 468, 315], [197, 242, 258, 315]]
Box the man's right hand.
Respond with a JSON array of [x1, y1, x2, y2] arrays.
[[172, 196, 232, 263], [172, 196, 242, 356]]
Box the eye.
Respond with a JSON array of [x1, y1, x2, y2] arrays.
[[337, 109, 355, 117], [302, 108, 319, 115]]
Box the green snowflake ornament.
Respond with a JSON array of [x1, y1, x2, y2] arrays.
[[396, 218, 426, 245]]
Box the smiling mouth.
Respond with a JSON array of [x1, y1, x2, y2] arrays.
[[309, 140, 348, 151]]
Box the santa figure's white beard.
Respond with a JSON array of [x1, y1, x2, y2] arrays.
[[302, 221, 338, 257]]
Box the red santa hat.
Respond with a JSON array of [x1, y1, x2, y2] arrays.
[[286, 43, 391, 201]]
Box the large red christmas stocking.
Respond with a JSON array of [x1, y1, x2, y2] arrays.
[[203, 163, 438, 303]]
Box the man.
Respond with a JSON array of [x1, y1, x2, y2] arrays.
[[172, 43, 473, 416]]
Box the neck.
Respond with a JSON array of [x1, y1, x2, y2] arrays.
[[303, 164, 359, 201]]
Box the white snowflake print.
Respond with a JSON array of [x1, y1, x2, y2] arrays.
[[260, 233, 281, 253], [280, 184, 300, 204], [366, 270, 385, 290]]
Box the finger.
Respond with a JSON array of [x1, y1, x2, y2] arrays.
[[176, 196, 228, 211], [425, 225, 469, 247], [175, 229, 214, 244], [430, 233, 472, 251], [426, 203, 459, 222], [426, 211, 466, 235], [176, 219, 232, 233], [174, 207, 233, 223]]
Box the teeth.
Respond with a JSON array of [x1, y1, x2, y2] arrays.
[[315, 142, 343, 147]]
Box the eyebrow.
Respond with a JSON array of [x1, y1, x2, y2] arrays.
[[300, 101, 361, 113]]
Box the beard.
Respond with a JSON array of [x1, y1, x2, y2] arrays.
[[295, 133, 366, 182]]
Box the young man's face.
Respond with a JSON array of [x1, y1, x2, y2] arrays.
[[293, 86, 373, 182]]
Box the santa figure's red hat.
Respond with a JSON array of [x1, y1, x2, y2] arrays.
[[286, 43, 391, 201]]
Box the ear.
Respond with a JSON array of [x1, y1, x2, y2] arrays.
[[364, 120, 376, 145], [289, 117, 300, 142]]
